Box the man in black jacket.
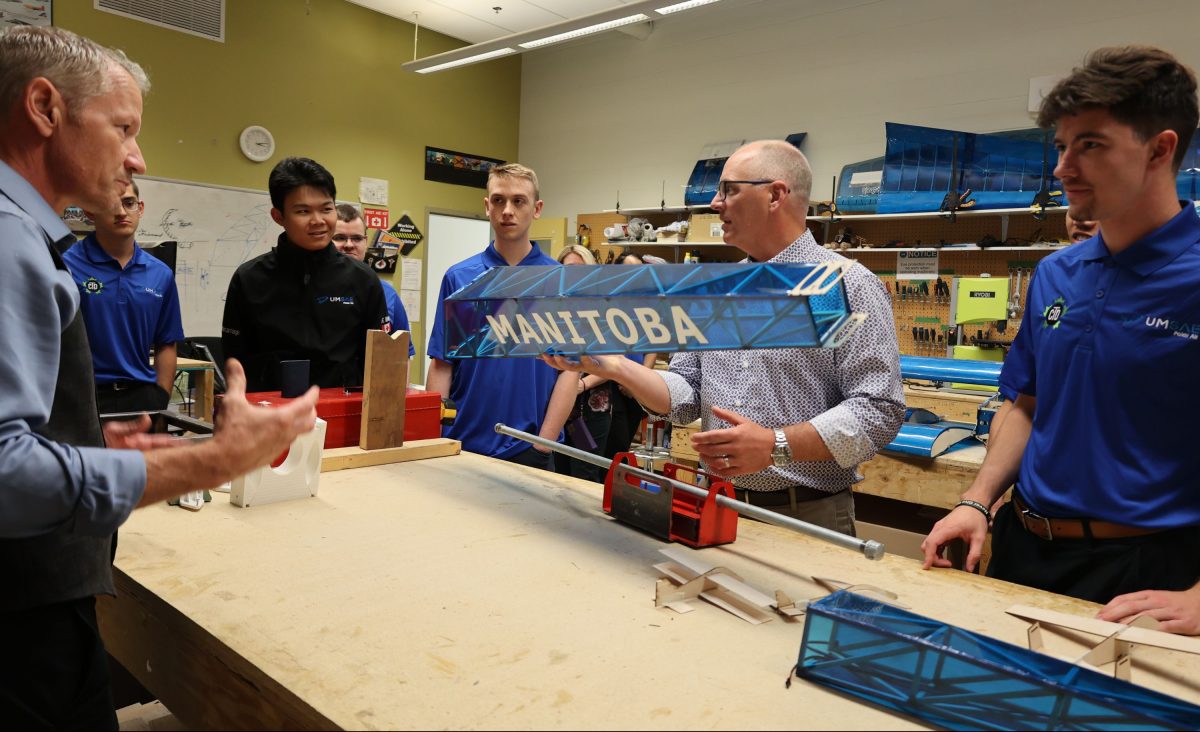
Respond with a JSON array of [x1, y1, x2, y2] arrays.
[[222, 157, 390, 393]]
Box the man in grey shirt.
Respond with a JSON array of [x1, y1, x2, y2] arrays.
[[0, 27, 318, 727], [545, 140, 903, 534]]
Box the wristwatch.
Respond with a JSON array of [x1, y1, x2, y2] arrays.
[[771, 428, 792, 467]]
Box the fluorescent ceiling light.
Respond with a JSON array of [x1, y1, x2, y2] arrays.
[[519, 14, 650, 49], [402, 0, 721, 74], [655, 0, 722, 14], [415, 47, 515, 74]]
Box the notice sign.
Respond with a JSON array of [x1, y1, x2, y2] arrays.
[[897, 250, 939, 281], [363, 206, 389, 230]]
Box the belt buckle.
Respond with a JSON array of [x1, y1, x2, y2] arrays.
[[1021, 506, 1054, 540]]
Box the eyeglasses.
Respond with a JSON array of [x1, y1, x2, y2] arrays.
[[119, 197, 141, 212], [332, 234, 367, 244], [714, 179, 775, 202]]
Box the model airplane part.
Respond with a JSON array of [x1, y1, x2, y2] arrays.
[[443, 262, 864, 359], [885, 421, 976, 458], [494, 423, 885, 560], [794, 591, 1200, 731], [178, 491, 205, 511], [1007, 605, 1200, 683], [654, 546, 775, 624], [231, 419, 327, 508], [898, 355, 1003, 387]]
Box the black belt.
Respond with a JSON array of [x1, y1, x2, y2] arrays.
[[96, 381, 148, 391], [734, 485, 842, 506]]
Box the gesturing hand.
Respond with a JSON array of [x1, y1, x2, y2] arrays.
[[689, 406, 774, 478], [103, 415, 177, 451]]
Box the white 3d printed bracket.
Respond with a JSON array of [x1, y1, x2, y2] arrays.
[[231, 418, 327, 508]]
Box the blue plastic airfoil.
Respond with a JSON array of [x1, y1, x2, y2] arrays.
[[443, 262, 861, 359], [795, 591, 1200, 731], [899, 355, 1003, 387], [878, 123, 1062, 214]]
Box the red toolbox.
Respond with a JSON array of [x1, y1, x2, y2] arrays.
[[241, 387, 443, 449]]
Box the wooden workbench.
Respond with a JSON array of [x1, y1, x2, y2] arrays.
[[98, 452, 1200, 730], [174, 356, 216, 423], [857, 443, 986, 511]]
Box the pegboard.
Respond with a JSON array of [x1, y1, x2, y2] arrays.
[[843, 248, 1058, 357]]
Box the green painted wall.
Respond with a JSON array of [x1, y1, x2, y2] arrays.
[[58, 0, 521, 371]]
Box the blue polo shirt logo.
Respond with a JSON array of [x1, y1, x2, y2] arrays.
[[1041, 297, 1067, 329], [1126, 313, 1200, 340], [82, 277, 104, 296]]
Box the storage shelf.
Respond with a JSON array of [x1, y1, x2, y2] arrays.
[[604, 240, 733, 247], [807, 205, 1065, 222], [602, 205, 713, 215]]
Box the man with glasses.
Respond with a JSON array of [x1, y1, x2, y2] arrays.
[[63, 180, 184, 415], [544, 140, 904, 533], [333, 203, 413, 356]]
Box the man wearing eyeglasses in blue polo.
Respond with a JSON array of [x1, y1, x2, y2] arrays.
[[333, 203, 413, 356], [62, 180, 184, 416]]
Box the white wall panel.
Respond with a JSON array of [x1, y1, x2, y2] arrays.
[[519, 0, 1200, 225]]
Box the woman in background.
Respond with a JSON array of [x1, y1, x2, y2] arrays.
[[605, 251, 663, 461], [550, 245, 608, 479]]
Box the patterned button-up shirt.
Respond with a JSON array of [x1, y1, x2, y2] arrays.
[[654, 230, 904, 492]]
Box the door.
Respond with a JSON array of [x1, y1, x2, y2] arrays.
[[423, 212, 491, 381]]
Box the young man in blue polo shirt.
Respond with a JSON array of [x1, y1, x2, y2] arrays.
[[63, 180, 184, 415], [922, 46, 1200, 633], [426, 163, 571, 470], [333, 203, 414, 357]]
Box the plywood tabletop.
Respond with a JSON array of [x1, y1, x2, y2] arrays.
[[101, 452, 1200, 730]]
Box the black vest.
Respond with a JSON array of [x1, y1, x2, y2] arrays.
[[0, 243, 114, 612]]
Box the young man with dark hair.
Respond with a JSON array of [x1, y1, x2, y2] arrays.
[[222, 157, 390, 392], [63, 179, 184, 415], [425, 163, 571, 469], [922, 46, 1200, 634], [333, 202, 413, 356]]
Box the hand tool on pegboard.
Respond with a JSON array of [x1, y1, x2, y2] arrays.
[[494, 423, 884, 559]]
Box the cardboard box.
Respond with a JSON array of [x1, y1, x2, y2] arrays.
[[688, 213, 724, 242], [669, 419, 702, 462]]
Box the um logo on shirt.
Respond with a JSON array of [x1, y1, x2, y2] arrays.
[[316, 295, 356, 305], [1122, 313, 1200, 340]]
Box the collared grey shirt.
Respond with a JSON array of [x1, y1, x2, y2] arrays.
[[654, 230, 904, 492], [0, 160, 146, 538]]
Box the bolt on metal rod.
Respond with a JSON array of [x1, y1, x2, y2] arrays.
[[495, 423, 883, 560]]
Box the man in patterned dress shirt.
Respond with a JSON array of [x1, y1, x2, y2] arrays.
[[545, 140, 904, 534]]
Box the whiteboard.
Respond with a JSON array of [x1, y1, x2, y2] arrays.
[[134, 176, 278, 337]]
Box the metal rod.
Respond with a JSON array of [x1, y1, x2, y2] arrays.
[[495, 423, 883, 560]]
